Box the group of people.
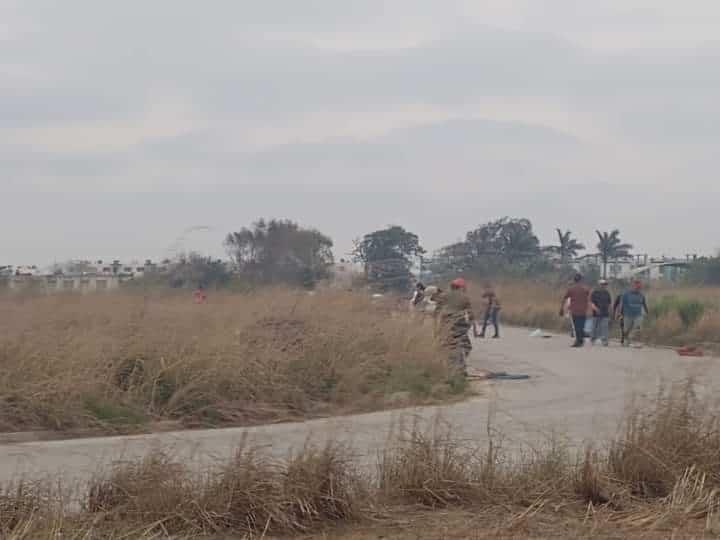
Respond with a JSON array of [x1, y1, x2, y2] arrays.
[[411, 279, 501, 375], [561, 273, 649, 348], [408, 272, 650, 378]]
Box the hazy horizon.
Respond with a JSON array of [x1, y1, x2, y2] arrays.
[[3, 1, 718, 265]]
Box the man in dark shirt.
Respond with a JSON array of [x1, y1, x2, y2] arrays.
[[560, 273, 591, 347], [477, 282, 501, 338], [590, 279, 612, 346]]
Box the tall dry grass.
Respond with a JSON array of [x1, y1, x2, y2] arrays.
[[0, 288, 453, 433], [2, 380, 720, 538]]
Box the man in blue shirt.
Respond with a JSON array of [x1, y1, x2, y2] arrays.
[[618, 279, 649, 347]]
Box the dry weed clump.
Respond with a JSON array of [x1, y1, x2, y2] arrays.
[[196, 441, 363, 534], [84, 441, 364, 537], [85, 451, 191, 529], [0, 482, 46, 535], [0, 288, 451, 432], [378, 422, 485, 507], [609, 381, 720, 499]]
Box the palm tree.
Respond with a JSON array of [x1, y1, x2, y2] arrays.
[[596, 230, 633, 279], [551, 228, 585, 262]]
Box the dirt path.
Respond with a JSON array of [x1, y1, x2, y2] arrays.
[[2, 327, 717, 486]]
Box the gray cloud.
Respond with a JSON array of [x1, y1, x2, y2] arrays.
[[2, 1, 719, 262]]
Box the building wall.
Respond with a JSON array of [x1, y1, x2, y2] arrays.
[[7, 275, 121, 294]]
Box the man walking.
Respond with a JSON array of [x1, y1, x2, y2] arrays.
[[560, 273, 591, 347], [477, 282, 501, 338], [618, 279, 649, 347], [590, 279, 612, 346]]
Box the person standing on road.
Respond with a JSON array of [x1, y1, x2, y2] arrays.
[[618, 279, 649, 347], [560, 273, 591, 347], [590, 279, 612, 346], [477, 282, 501, 339], [436, 278, 475, 377]]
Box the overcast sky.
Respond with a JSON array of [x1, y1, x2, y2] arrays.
[[3, 1, 719, 265]]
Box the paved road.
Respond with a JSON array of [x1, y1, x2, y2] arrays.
[[1, 327, 718, 486]]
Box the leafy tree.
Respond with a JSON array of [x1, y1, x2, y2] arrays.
[[167, 253, 232, 289], [224, 219, 333, 286], [466, 217, 541, 264], [549, 229, 585, 262], [596, 230, 633, 278], [353, 226, 424, 291]]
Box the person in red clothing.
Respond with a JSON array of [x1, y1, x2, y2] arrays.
[[560, 273, 592, 347], [193, 284, 207, 304]]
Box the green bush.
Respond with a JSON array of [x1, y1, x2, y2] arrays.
[[677, 300, 705, 328], [649, 296, 705, 329], [649, 296, 679, 320]]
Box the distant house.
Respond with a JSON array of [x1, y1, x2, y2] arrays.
[[7, 274, 121, 294], [571, 254, 689, 281], [2, 258, 165, 294]]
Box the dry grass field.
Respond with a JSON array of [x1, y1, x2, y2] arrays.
[[1, 381, 719, 538], [0, 288, 458, 434]]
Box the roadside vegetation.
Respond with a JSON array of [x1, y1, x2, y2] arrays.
[[1, 380, 719, 538], [0, 288, 459, 434]]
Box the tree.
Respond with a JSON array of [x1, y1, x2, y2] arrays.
[[596, 230, 633, 279], [549, 229, 585, 262], [353, 225, 424, 291], [466, 217, 541, 264], [167, 253, 232, 288], [224, 219, 334, 286]]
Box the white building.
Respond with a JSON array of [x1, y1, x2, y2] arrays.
[[1, 258, 168, 294], [572, 254, 689, 281], [6, 274, 121, 294]]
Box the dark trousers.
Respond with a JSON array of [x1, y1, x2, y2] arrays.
[[480, 307, 500, 337], [572, 315, 586, 346]]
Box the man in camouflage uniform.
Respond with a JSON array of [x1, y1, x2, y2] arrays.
[[435, 278, 475, 376]]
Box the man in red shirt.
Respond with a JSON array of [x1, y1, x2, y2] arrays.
[[560, 273, 591, 347]]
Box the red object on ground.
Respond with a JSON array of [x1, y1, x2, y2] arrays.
[[677, 346, 704, 357]]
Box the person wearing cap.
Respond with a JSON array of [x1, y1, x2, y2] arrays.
[[560, 273, 591, 347], [590, 279, 612, 346], [618, 279, 649, 347], [436, 278, 475, 376]]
